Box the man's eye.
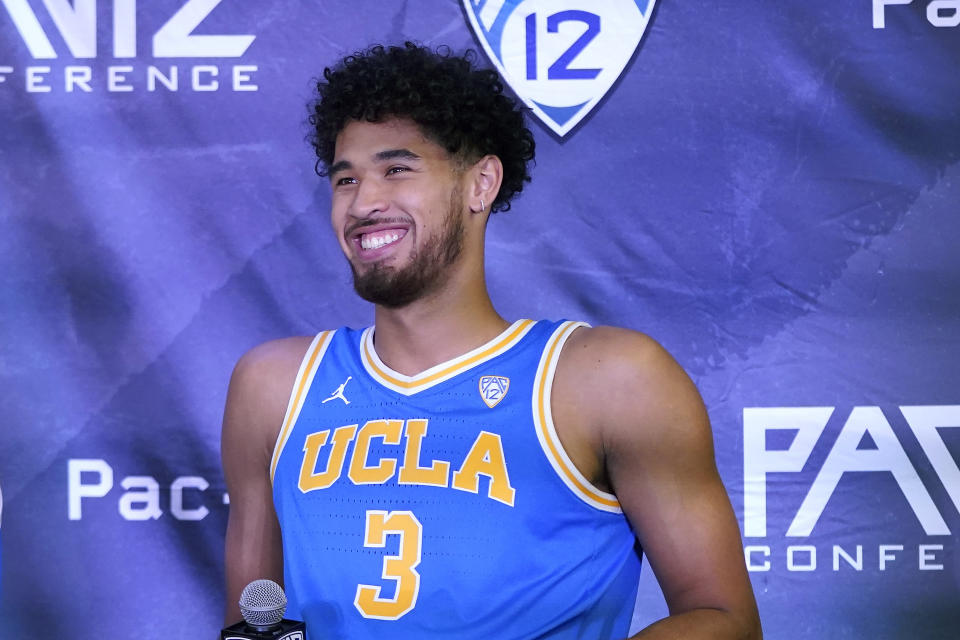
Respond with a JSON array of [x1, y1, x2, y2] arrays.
[[335, 176, 357, 186], [386, 166, 409, 176]]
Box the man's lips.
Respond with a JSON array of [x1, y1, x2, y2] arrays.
[[346, 220, 411, 261]]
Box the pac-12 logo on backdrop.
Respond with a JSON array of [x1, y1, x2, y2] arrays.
[[462, 0, 657, 138]]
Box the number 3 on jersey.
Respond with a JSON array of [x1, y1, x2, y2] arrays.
[[354, 510, 423, 620]]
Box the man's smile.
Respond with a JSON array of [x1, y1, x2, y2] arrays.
[[346, 220, 411, 261], [359, 228, 405, 250]]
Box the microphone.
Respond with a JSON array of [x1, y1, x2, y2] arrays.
[[221, 579, 307, 639]]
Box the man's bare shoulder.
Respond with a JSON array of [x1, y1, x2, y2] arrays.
[[559, 325, 683, 390], [222, 336, 317, 464], [556, 325, 709, 448], [231, 336, 316, 391]]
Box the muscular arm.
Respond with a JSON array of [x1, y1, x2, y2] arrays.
[[556, 327, 761, 640], [221, 338, 312, 625]]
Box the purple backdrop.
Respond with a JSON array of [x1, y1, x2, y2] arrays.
[[1, 1, 958, 637]]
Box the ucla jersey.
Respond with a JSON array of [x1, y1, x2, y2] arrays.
[[271, 319, 642, 639]]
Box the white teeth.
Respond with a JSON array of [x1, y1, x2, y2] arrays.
[[361, 232, 401, 250]]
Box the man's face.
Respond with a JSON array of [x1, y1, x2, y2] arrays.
[[329, 118, 467, 308]]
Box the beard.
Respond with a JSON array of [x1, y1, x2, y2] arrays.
[[350, 189, 465, 308]]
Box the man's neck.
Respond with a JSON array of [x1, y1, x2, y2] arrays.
[[371, 281, 508, 377]]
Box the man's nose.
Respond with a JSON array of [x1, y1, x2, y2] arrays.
[[350, 178, 390, 218]]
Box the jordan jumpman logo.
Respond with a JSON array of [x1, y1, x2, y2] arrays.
[[322, 376, 352, 404]]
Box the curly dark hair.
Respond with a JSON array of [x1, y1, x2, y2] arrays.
[[308, 42, 535, 213]]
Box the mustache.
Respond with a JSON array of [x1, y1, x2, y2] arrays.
[[344, 216, 412, 237]]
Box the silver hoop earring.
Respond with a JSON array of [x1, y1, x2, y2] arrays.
[[480, 198, 485, 212]]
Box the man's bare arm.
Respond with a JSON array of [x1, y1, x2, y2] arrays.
[[558, 327, 761, 639], [221, 338, 311, 625]]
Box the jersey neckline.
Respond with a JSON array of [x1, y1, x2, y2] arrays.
[[359, 319, 536, 396]]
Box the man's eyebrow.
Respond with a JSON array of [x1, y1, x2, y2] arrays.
[[328, 159, 352, 177], [374, 148, 421, 163], [328, 149, 421, 179]]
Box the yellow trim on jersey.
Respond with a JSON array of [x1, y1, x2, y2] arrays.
[[270, 330, 335, 483], [533, 321, 622, 512], [360, 319, 536, 395]]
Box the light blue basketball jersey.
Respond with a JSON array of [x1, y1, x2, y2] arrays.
[[271, 319, 642, 639]]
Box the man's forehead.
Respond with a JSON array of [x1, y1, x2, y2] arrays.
[[333, 117, 440, 160]]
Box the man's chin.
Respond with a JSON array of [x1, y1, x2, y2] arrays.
[[352, 267, 423, 309], [354, 281, 421, 309]]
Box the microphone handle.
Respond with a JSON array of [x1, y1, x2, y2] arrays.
[[220, 618, 306, 639]]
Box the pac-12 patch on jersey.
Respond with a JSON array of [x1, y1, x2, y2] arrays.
[[462, 0, 657, 137], [479, 375, 510, 407]]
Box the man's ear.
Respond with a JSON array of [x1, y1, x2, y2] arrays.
[[468, 155, 504, 214]]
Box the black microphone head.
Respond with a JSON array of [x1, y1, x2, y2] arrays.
[[239, 579, 287, 630]]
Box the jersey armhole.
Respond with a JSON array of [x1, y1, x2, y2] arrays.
[[531, 321, 623, 513], [269, 330, 336, 484]]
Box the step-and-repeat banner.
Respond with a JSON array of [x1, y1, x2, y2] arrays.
[[1, 1, 958, 638]]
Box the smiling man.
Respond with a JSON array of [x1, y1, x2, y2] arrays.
[[222, 43, 761, 639]]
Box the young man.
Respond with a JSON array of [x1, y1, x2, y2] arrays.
[[222, 43, 761, 639]]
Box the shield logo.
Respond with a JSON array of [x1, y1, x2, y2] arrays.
[[462, 0, 657, 138], [479, 375, 510, 408]]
